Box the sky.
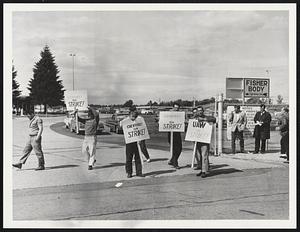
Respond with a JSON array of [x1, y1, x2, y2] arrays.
[[12, 9, 289, 105]]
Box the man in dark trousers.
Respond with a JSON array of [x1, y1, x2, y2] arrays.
[[277, 107, 289, 162], [73, 106, 99, 170], [120, 106, 144, 178], [12, 109, 45, 171], [167, 103, 182, 169], [253, 104, 272, 154]]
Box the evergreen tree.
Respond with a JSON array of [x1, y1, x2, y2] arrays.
[[28, 45, 64, 113], [12, 64, 21, 107]]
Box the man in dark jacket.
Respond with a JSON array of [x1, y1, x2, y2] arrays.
[[253, 104, 272, 154], [167, 103, 182, 169], [277, 107, 289, 161]]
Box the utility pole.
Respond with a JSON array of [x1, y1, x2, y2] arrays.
[[70, 53, 76, 90]]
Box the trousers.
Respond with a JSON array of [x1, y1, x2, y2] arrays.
[[281, 134, 289, 160], [82, 135, 97, 166], [255, 138, 266, 153], [139, 140, 150, 159], [196, 142, 209, 172], [125, 142, 142, 175], [19, 135, 45, 166], [231, 128, 244, 153], [167, 132, 182, 166]]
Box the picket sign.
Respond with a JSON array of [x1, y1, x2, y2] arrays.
[[64, 90, 88, 111], [158, 111, 185, 162], [121, 117, 150, 144], [185, 119, 213, 144]]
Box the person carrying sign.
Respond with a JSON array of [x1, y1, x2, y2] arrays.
[[167, 103, 183, 169], [120, 106, 144, 178], [229, 105, 247, 154], [193, 106, 216, 178], [12, 109, 45, 171], [253, 104, 272, 154], [72, 106, 99, 170]]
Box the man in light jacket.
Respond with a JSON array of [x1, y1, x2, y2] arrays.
[[229, 105, 247, 154]]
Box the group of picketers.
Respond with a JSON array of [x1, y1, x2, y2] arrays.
[[12, 102, 289, 178]]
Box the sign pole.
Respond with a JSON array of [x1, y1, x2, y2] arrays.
[[214, 95, 217, 156], [217, 94, 223, 155], [137, 142, 144, 168], [191, 142, 197, 168], [170, 131, 174, 160]]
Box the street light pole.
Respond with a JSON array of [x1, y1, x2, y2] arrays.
[[70, 53, 76, 90]]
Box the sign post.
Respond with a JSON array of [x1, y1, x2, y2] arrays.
[[158, 111, 185, 159], [64, 90, 88, 111], [191, 142, 197, 169]]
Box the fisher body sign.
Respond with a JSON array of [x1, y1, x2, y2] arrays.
[[121, 117, 150, 144], [158, 111, 185, 132], [244, 78, 269, 98], [65, 90, 88, 111], [185, 119, 213, 144]]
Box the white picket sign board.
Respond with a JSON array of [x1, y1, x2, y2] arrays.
[[185, 119, 213, 144], [121, 117, 150, 144], [158, 111, 185, 132], [64, 90, 88, 111]]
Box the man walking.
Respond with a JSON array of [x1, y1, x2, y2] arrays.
[[167, 103, 182, 169], [12, 109, 45, 170], [229, 105, 247, 154], [73, 106, 99, 170], [193, 106, 216, 178], [253, 104, 272, 154]]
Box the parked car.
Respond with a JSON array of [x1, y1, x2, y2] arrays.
[[105, 111, 129, 134]]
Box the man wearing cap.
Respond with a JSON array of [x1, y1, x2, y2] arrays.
[[253, 104, 272, 154], [72, 106, 99, 170], [229, 105, 247, 154], [12, 109, 45, 171]]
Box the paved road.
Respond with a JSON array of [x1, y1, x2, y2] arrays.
[[12, 116, 289, 221], [13, 167, 288, 220]]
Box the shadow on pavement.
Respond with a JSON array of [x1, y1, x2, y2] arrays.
[[207, 168, 243, 177], [94, 162, 124, 169], [209, 164, 229, 170], [144, 169, 176, 177], [46, 164, 79, 170], [147, 158, 168, 162]]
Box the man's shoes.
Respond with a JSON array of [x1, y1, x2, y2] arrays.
[[35, 166, 45, 171], [136, 174, 144, 177], [173, 165, 180, 169], [168, 161, 173, 166], [127, 173, 133, 178], [88, 165, 93, 170], [146, 159, 151, 163], [253, 151, 259, 154], [201, 172, 207, 178], [12, 163, 22, 169], [196, 171, 202, 176]]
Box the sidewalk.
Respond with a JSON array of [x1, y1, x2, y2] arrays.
[[12, 117, 288, 191]]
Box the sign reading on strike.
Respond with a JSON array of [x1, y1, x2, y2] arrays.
[[65, 90, 88, 111], [158, 111, 185, 132], [121, 117, 150, 144], [244, 78, 269, 98], [185, 119, 213, 144]]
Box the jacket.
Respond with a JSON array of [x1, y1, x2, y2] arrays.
[[229, 111, 247, 132], [253, 111, 272, 139]]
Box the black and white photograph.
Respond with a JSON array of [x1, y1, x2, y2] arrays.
[[3, 2, 297, 229]]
